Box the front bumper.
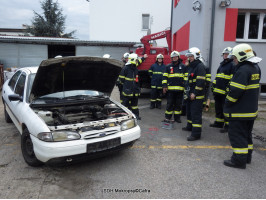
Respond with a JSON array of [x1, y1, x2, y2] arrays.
[[31, 125, 141, 163]]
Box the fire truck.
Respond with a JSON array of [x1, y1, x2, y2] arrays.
[[135, 29, 186, 88]]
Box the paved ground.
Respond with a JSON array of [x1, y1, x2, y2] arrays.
[[0, 88, 265, 198]]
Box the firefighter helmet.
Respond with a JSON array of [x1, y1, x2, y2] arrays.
[[128, 53, 138, 65], [123, 52, 130, 59], [185, 47, 201, 60], [222, 47, 232, 54], [170, 51, 180, 58], [231, 43, 255, 62], [156, 54, 164, 59], [103, 54, 111, 58]]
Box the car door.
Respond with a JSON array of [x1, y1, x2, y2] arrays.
[[5, 71, 26, 133], [3, 70, 22, 121]]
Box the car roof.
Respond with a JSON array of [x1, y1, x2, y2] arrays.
[[20, 66, 39, 74]]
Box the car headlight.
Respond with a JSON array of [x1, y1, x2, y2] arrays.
[[121, 119, 137, 131], [37, 131, 81, 142]]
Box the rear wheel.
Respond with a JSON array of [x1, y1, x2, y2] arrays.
[[21, 128, 43, 167], [4, 103, 12, 123]]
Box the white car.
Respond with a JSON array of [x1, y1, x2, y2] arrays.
[[2, 56, 141, 166]]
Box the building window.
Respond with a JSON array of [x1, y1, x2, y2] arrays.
[[262, 14, 266, 39], [142, 14, 150, 30], [236, 11, 266, 41]]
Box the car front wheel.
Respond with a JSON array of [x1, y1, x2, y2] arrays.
[[21, 128, 43, 167]]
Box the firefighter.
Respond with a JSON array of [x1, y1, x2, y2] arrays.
[[149, 54, 166, 109], [200, 57, 211, 111], [118, 53, 147, 104], [119, 53, 142, 120], [162, 51, 186, 123], [210, 47, 235, 133], [117, 52, 130, 103], [182, 47, 206, 141], [223, 43, 261, 169]]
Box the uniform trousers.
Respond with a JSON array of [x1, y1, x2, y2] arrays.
[[165, 91, 183, 120], [150, 87, 163, 106], [186, 99, 204, 137], [214, 94, 227, 126], [122, 95, 139, 117], [228, 120, 254, 165]]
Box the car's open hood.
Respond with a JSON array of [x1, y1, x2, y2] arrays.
[[30, 56, 123, 100]]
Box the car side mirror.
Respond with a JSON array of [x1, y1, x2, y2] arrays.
[[8, 94, 23, 102]]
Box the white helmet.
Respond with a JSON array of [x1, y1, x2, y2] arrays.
[[170, 51, 180, 58], [103, 54, 111, 58], [123, 52, 130, 59], [156, 54, 164, 59], [222, 47, 232, 54], [186, 47, 201, 60], [128, 53, 138, 65], [231, 43, 255, 62]]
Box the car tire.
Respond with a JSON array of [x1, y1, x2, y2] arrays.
[[4, 103, 12, 123], [21, 128, 43, 167]]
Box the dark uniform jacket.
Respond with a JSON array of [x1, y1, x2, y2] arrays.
[[212, 59, 234, 96], [224, 61, 261, 120], [119, 64, 140, 97], [162, 60, 186, 91], [186, 59, 206, 99], [148, 62, 166, 89]]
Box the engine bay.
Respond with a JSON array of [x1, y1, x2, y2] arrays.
[[34, 100, 131, 128]]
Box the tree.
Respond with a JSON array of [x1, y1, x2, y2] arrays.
[[26, 0, 76, 38]]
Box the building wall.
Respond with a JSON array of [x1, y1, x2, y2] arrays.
[[211, 0, 266, 84], [89, 0, 171, 46], [76, 46, 132, 60], [172, 0, 266, 85], [0, 43, 47, 69], [171, 0, 212, 61], [0, 42, 133, 69]]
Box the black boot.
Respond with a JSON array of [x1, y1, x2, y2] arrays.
[[175, 116, 181, 123], [187, 135, 201, 141], [220, 125, 228, 133], [182, 127, 192, 131], [156, 102, 161, 109], [210, 122, 224, 128], [136, 116, 141, 120], [223, 160, 246, 169], [150, 102, 155, 109]]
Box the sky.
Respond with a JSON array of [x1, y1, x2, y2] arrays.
[[0, 0, 90, 40]]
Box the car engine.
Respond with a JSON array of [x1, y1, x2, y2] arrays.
[[34, 101, 130, 127]]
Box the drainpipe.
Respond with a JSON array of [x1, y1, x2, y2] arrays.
[[170, 0, 174, 53], [208, 0, 216, 73]]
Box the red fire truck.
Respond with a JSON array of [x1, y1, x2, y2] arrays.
[[135, 29, 186, 88]]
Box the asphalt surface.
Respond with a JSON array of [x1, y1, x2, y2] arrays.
[[0, 88, 266, 198]]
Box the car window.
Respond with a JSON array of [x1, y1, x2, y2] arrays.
[[150, 50, 157, 54], [14, 73, 26, 97], [8, 71, 22, 90]]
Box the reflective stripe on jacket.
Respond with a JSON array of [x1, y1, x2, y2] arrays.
[[186, 59, 206, 98], [224, 61, 261, 120], [162, 60, 186, 91], [212, 59, 235, 96], [119, 64, 140, 96], [148, 62, 166, 88]]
